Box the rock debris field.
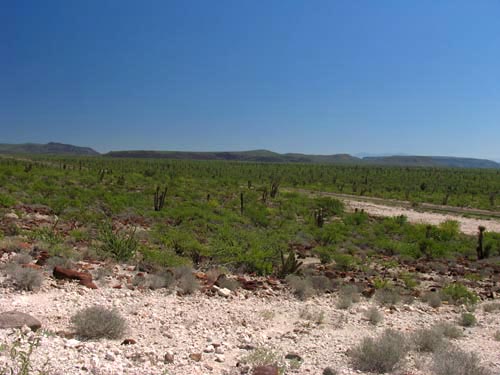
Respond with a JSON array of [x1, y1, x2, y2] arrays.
[[1, 258, 500, 375]]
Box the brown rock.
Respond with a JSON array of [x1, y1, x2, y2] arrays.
[[189, 353, 202, 362], [53, 266, 97, 289], [164, 352, 174, 363], [253, 366, 279, 375]]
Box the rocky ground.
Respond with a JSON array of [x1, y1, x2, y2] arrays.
[[1, 256, 500, 375]]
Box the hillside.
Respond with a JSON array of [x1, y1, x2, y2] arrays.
[[363, 155, 500, 169], [0, 142, 99, 156], [105, 149, 361, 164]]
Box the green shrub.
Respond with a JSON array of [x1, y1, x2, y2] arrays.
[[432, 347, 492, 375], [71, 306, 126, 340], [97, 224, 138, 261], [349, 329, 408, 373], [332, 253, 357, 271], [459, 312, 476, 327], [441, 283, 479, 306]]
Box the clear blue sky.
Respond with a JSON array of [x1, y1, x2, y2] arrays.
[[1, 1, 500, 158]]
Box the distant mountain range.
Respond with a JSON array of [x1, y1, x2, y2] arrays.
[[0, 143, 499, 169], [0, 142, 99, 156], [107, 149, 500, 169]]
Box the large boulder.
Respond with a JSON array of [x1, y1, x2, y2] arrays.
[[0, 311, 42, 331]]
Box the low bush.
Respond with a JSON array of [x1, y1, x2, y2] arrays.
[[422, 291, 442, 308], [375, 287, 401, 306], [412, 327, 445, 353], [286, 275, 314, 300], [494, 331, 500, 341], [459, 312, 476, 327], [6, 264, 43, 291], [434, 322, 463, 339], [71, 306, 126, 339], [440, 283, 479, 306], [175, 266, 199, 295], [432, 346, 491, 375], [482, 302, 500, 313], [336, 284, 360, 310], [97, 224, 138, 261], [364, 306, 383, 326], [299, 307, 325, 325], [349, 329, 408, 373]]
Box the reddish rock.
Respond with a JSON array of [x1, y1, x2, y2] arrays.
[[252, 366, 279, 375], [35, 251, 50, 266], [53, 266, 97, 289]]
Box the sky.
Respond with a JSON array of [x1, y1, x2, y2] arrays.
[[1, 1, 500, 159]]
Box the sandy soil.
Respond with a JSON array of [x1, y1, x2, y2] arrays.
[[345, 200, 500, 235]]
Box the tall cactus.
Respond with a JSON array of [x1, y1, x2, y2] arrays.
[[154, 185, 168, 211], [477, 226, 489, 259]]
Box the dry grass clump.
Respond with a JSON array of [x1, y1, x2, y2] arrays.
[[286, 275, 314, 300], [239, 347, 285, 372], [299, 307, 325, 325], [147, 270, 174, 290], [10, 252, 32, 265], [364, 306, 383, 326], [375, 287, 401, 307], [434, 321, 463, 339], [336, 284, 360, 310], [431, 346, 492, 375], [349, 329, 408, 373], [5, 264, 43, 291], [71, 306, 126, 340], [412, 327, 445, 353], [175, 266, 200, 294], [459, 312, 476, 327], [422, 291, 442, 308], [482, 302, 500, 313]]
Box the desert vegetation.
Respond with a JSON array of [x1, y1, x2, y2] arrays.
[[0, 155, 499, 374]]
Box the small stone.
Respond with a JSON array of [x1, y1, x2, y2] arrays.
[[215, 346, 224, 354], [215, 354, 225, 362], [285, 353, 303, 362], [204, 345, 215, 353], [105, 352, 115, 361], [121, 339, 136, 345], [189, 353, 202, 362], [164, 351, 174, 364], [64, 339, 82, 348]]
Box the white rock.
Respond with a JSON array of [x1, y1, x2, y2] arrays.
[[105, 351, 116, 361], [4, 212, 18, 220], [65, 339, 83, 348]]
